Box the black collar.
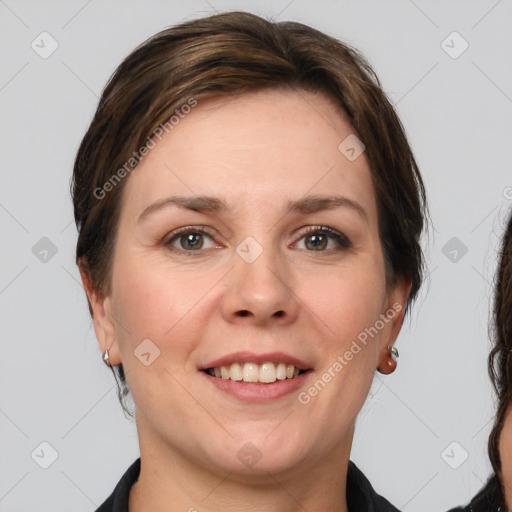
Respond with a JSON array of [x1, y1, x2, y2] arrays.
[[466, 474, 505, 512], [447, 474, 505, 512], [95, 458, 400, 512]]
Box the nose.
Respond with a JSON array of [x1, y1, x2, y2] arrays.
[[220, 245, 299, 327]]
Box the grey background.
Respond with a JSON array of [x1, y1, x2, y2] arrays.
[[1, 0, 511, 510]]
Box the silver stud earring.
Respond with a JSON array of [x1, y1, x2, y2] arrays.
[[102, 347, 111, 367], [389, 346, 399, 359]]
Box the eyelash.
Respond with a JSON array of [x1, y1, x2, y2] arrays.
[[162, 225, 219, 254], [296, 226, 352, 251], [162, 225, 352, 255]]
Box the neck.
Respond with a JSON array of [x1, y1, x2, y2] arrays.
[[129, 419, 352, 512]]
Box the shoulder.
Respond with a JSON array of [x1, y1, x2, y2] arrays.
[[347, 460, 401, 512], [445, 474, 505, 512], [95, 458, 141, 512]]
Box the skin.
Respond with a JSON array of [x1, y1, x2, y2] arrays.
[[82, 89, 411, 512], [500, 407, 512, 505]]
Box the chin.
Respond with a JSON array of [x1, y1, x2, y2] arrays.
[[196, 430, 315, 479]]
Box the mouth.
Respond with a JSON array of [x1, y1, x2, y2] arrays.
[[201, 362, 310, 384], [198, 351, 313, 401]]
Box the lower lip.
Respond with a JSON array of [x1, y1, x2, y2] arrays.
[[200, 371, 312, 403]]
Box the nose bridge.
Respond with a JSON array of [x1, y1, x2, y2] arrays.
[[221, 233, 298, 324]]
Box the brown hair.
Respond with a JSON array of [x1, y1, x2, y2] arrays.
[[72, 11, 428, 412], [488, 210, 512, 491]]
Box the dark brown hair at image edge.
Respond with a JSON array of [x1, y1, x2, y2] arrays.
[[488, 212, 512, 495], [71, 11, 428, 413]]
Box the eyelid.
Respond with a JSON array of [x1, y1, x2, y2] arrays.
[[164, 225, 215, 239], [161, 225, 352, 253], [292, 225, 352, 249], [163, 225, 222, 249]]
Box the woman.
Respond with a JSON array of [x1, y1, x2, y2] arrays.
[[449, 212, 512, 511], [72, 11, 427, 511]]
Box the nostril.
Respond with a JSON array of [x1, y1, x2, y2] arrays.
[[273, 310, 285, 318], [238, 310, 251, 317]]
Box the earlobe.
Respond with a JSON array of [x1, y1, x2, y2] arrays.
[[376, 275, 411, 374], [377, 345, 399, 375], [97, 295, 122, 366], [79, 266, 122, 366]]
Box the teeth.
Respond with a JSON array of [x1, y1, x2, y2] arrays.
[[276, 363, 287, 380], [206, 362, 305, 383], [229, 362, 243, 381], [243, 362, 259, 382], [259, 362, 277, 383]]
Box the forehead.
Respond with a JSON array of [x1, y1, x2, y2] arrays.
[[121, 88, 376, 221]]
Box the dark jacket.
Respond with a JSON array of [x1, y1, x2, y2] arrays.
[[95, 458, 401, 512], [447, 474, 505, 512]]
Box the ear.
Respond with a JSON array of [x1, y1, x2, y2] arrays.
[[376, 275, 412, 374], [79, 264, 122, 366]]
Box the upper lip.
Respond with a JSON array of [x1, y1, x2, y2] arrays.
[[198, 351, 313, 371]]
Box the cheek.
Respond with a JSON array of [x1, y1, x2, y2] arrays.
[[293, 273, 387, 451], [112, 267, 171, 341], [110, 252, 224, 354], [300, 263, 387, 345], [109, 257, 198, 406], [500, 410, 512, 474]]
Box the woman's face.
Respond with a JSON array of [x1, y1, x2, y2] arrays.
[[87, 89, 409, 477]]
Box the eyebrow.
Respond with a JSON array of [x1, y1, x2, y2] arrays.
[[288, 195, 368, 222], [137, 194, 368, 223], [138, 196, 227, 223]]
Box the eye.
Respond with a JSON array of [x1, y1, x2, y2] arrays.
[[294, 226, 352, 252], [164, 226, 219, 253]]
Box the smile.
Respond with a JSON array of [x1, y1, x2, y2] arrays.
[[203, 362, 308, 384]]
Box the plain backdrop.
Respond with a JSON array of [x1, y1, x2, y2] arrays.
[[1, 0, 511, 511]]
